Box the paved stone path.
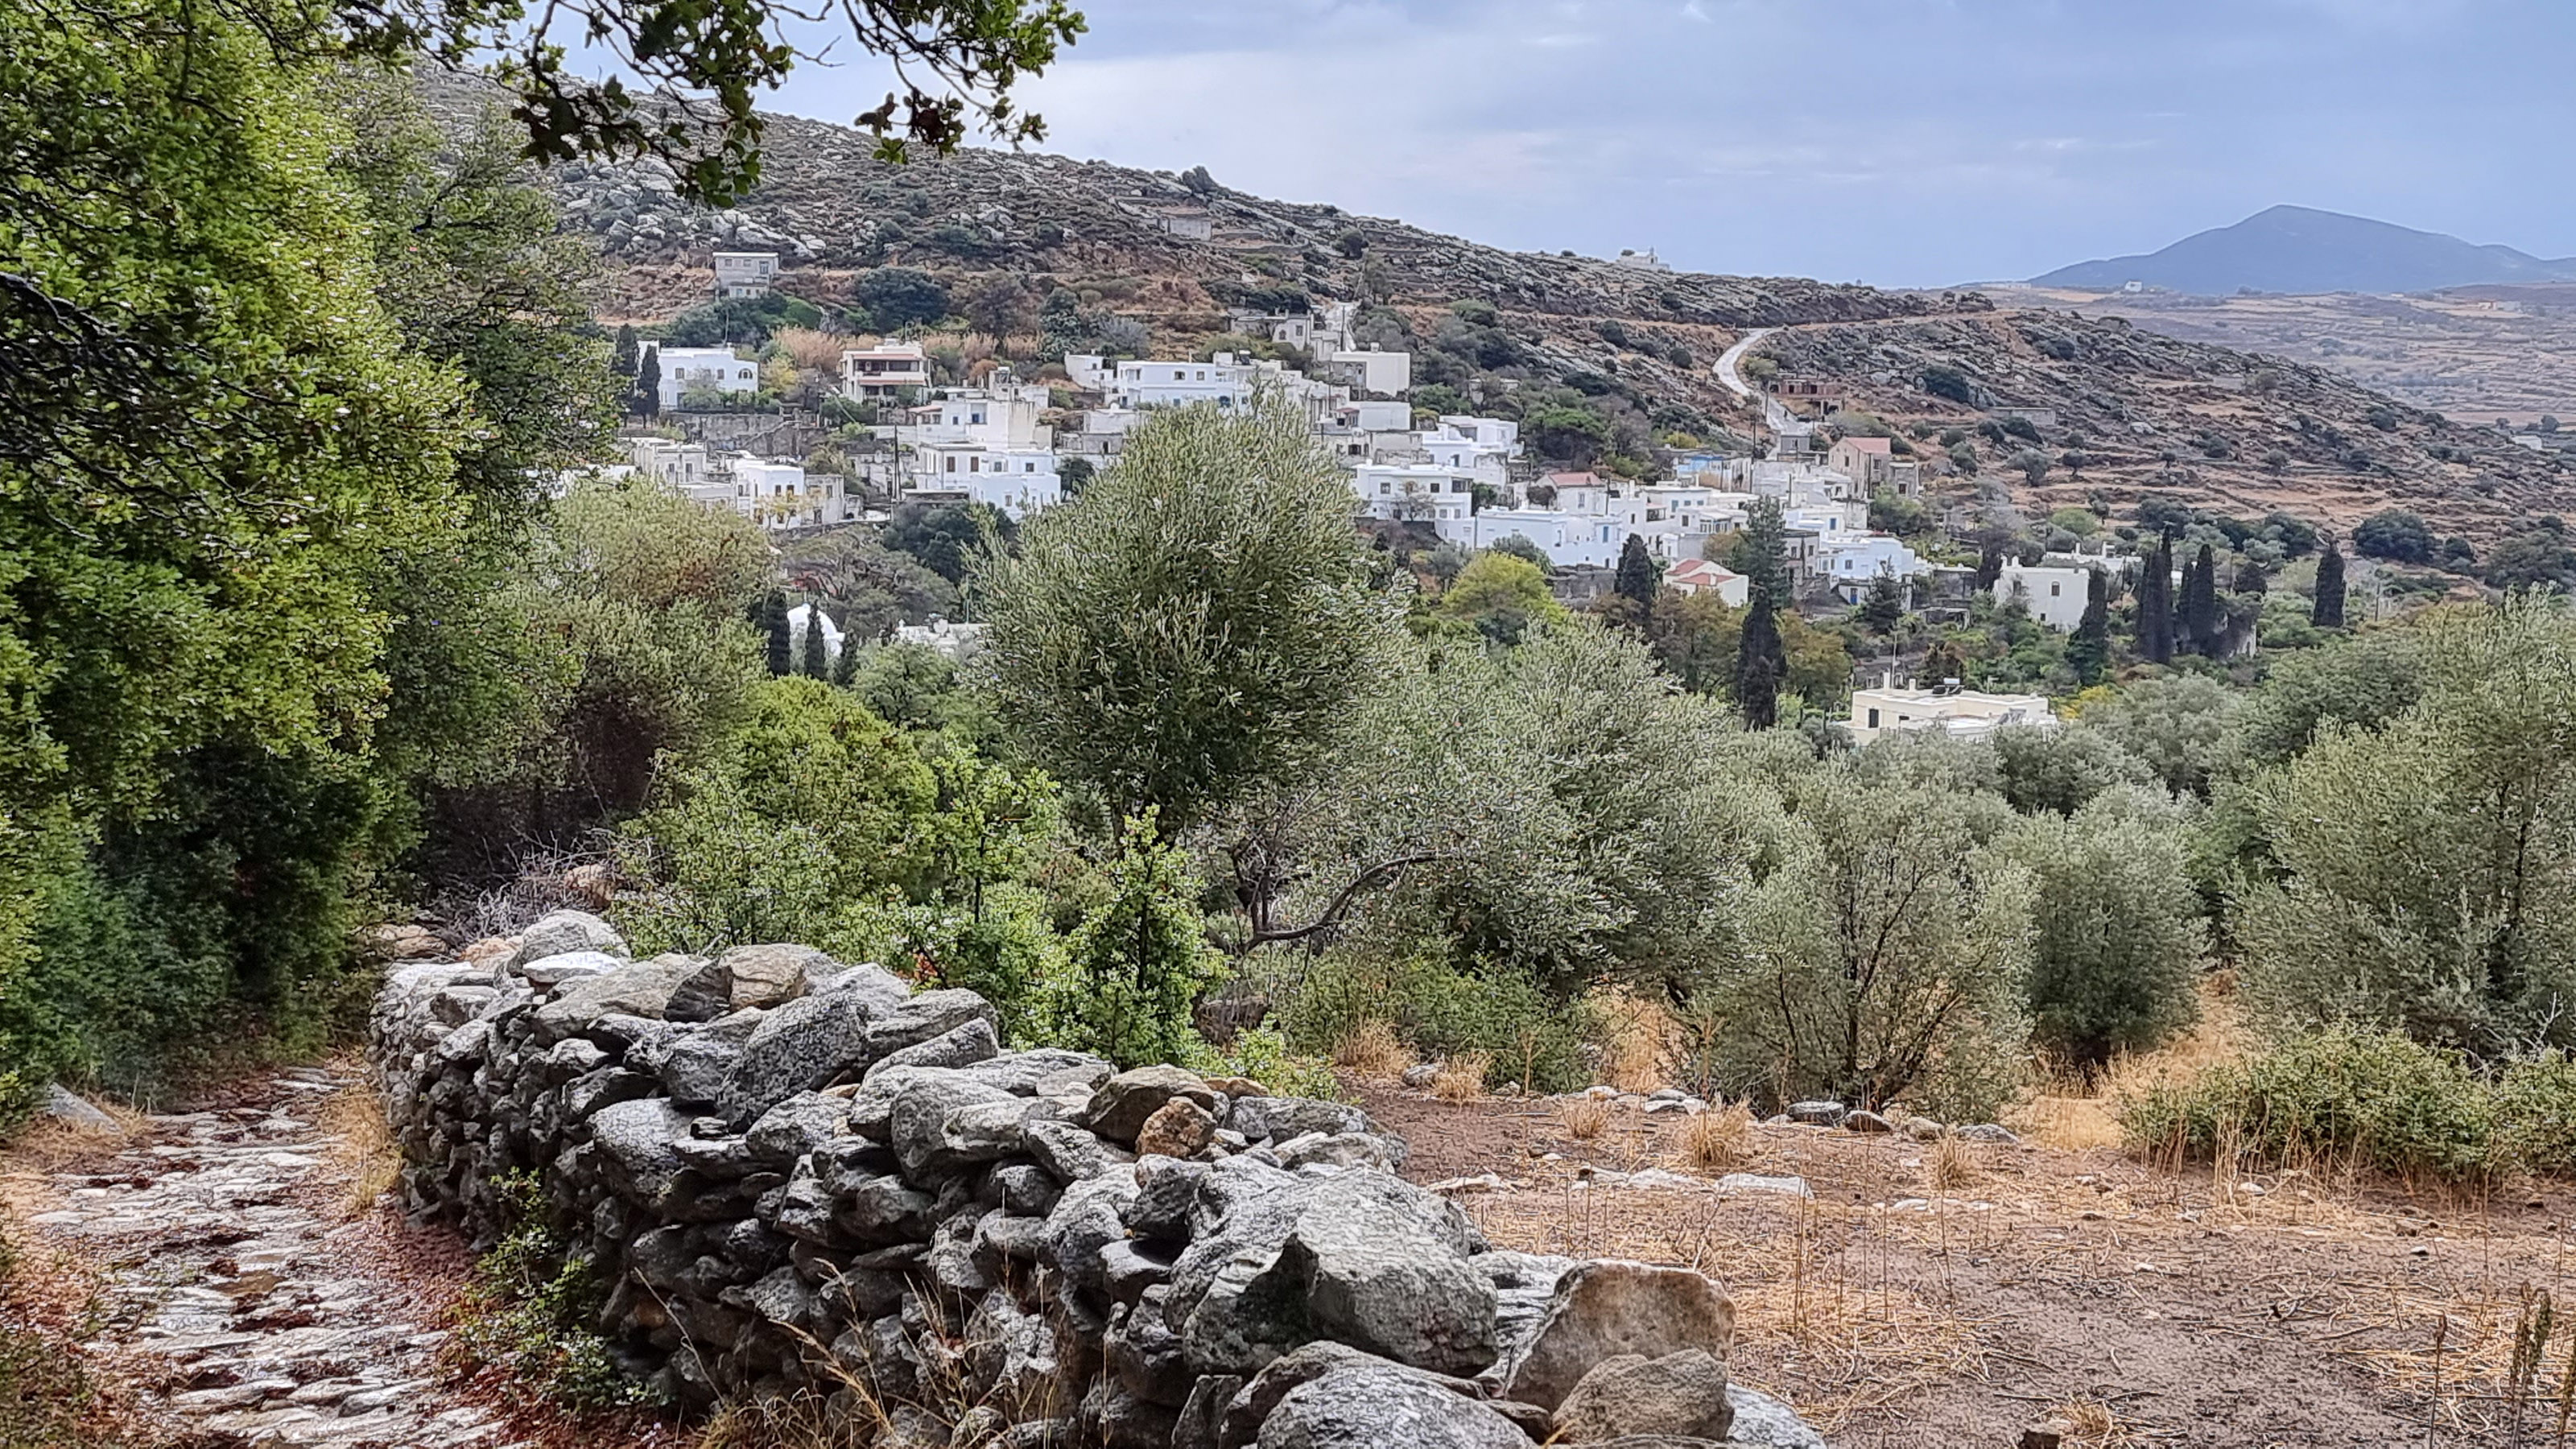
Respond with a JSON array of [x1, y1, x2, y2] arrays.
[[12, 1065, 517, 1447]]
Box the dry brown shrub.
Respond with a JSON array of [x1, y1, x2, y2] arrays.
[[770, 326, 852, 372], [1596, 992, 1673, 1095], [1682, 1101, 1756, 1174], [1332, 1021, 1413, 1083], [1927, 1133, 1983, 1191], [1431, 1051, 1491, 1102], [2050, 1396, 2128, 1447], [1559, 1097, 1610, 1141]]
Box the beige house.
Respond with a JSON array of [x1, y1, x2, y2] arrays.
[[1847, 683, 2056, 744]]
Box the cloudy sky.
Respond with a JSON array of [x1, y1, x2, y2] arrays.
[[756, 0, 2576, 287]]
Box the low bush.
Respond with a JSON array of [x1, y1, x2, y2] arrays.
[[2116, 1028, 2527, 1183], [448, 1174, 659, 1412], [1278, 949, 1600, 1094]]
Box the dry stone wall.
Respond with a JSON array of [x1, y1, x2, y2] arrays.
[[371, 910, 1827, 1447]]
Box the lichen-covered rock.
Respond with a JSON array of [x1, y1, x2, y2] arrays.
[[1499, 1261, 1735, 1412], [1083, 1065, 1220, 1145], [718, 943, 854, 1009], [1255, 1360, 1530, 1449], [1551, 1350, 1732, 1442], [506, 910, 626, 968], [716, 978, 886, 1123], [1137, 1096, 1218, 1159]]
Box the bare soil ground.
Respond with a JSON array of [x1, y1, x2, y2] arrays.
[[1361, 1084, 2576, 1448]]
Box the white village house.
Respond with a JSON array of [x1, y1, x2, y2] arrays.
[[653, 346, 758, 411], [1846, 681, 2057, 744]]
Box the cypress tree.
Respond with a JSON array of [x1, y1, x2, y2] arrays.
[[2134, 536, 2174, 664], [1612, 534, 1657, 622], [1727, 497, 1791, 605], [2065, 568, 2111, 683], [2313, 539, 2347, 627], [636, 345, 662, 419], [1973, 544, 2003, 592], [2180, 543, 2218, 655], [832, 627, 862, 687], [800, 603, 829, 678], [1736, 588, 1785, 729], [613, 323, 638, 378], [762, 588, 791, 675]]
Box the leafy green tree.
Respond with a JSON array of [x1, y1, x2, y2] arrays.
[[1703, 770, 2034, 1116], [2312, 539, 2348, 627], [613, 323, 638, 378], [2485, 519, 2576, 591], [2083, 675, 2240, 797], [2352, 509, 2435, 564], [1443, 551, 1567, 646], [857, 267, 952, 330], [1029, 813, 1221, 1067], [1920, 638, 1967, 687], [1736, 590, 1785, 729], [1856, 570, 1905, 634], [2064, 569, 2111, 683], [885, 501, 1008, 585], [1999, 787, 2202, 1068], [2237, 601, 2576, 1057], [1991, 724, 2153, 816], [977, 400, 1400, 838], [1727, 497, 1791, 604]]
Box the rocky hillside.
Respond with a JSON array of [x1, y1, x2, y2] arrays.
[[434, 69, 2572, 539], [1758, 311, 2570, 539]]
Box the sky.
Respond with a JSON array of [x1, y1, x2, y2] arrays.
[[750, 0, 2576, 289]]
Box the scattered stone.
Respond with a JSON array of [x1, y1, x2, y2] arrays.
[[1082, 1065, 1220, 1145], [43, 1084, 124, 1134], [1842, 1109, 1895, 1134], [1551, 1350, 1732, 1441], [1715, 1174, 1811, 1198], [1782, 1101, 1847, 1127], [1137, 1096, 1219, 1158], [1501, 1260, 1736, 1411]]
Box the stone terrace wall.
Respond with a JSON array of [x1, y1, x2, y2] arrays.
[[369, 910, 1826, 1448]]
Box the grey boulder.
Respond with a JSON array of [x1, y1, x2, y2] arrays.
[[1082, 1065, 1220, 1145], [507, 909, 626, 968], [1551, 1350, 1732, 1442], [1500, 1260, 1736, 1411], [1256, 1360, 1530, 1449]]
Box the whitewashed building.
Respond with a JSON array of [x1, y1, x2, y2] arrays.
[[1995, 563, 2095, 632], [898, 382, 1062, 519], [1353, 463, 1477, 522], [1847, 683, 2057, 744], [654, 346, 758, 410], [712, 251, 779, 297]]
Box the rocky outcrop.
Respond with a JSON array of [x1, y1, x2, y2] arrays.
[[371, 912, 1826, 1446]]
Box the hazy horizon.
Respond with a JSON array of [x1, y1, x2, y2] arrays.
[[745, 0, 2576, 289]]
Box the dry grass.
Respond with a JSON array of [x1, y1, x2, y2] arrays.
[[1332, 1021, 1414, 1083], [1680, 1101, 1756, 1174], [2050, 1396, 2129, 1447], [0, 1105, 147, 1176], [1926, 1133, 1983, 1192], [2007, 982, 2255, 1153], [316, 1059, 403, 1216], [1430, 1051, 1491, 1103], [1559, 1097, 1610, 1141], [1596, 991, 1673, 1095]]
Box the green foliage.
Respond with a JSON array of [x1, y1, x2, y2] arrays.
[[2312, 540, 2348, 627], [1990, 724, 2153, 816], [452, 1174, 661, 1410], [1278, 950, 1600, 1094], [1028, 815, 1222, 1067], [978, 401, 1401, 836], [661, 293, 825, 347], [2081, 674, 2240, 797], [1439, 551, 1565, 645], [1998, 788, 2203, 1067], [1921, 364, 1978, 406], [886, 501, 1009, 584], [2352, 509, 2435, 564], [1187, 1024, 1341, 1100], [855, 267, 953, 329], [1695, 767, 2034, 1117], [2495, 1051, 2576, 1178], [2117, 1030, 2504, 1183], [612, 678, 943, 954]]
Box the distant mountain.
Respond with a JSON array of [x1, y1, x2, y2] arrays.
[[2032, 205, 2576, 296]]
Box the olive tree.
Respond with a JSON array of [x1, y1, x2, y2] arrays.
[[976, 398, 1401, 837], [1997, 786, 2202, 1068]]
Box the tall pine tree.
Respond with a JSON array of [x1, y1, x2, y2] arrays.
[[613, 322, 638, 378], [832, 627, 862, 686], [2065, 568, 2112, 683], [2313, 539, 2347, 627], [1736, 588, 1785, 729], [1727, 497, 1791, 604], [800, 602, 829, 678], [1611, 533, 1657, 625], [1973, 543, 2003, 592], [762, 588, 792, 675]]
